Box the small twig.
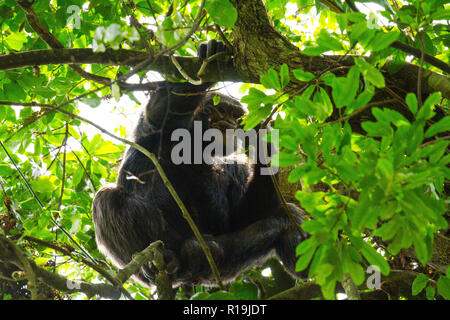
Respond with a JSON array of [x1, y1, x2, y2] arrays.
[[0, 141, 44, 209], [57, 124, 69, 211], [68, 148, 98, 193], [214, 24, 233, 52], [420, 135, 450, 148], [417, 31, 425, 108], [145, 0, 159, 26]]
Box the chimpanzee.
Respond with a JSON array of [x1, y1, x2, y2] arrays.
[[92, 40, 308, 287]]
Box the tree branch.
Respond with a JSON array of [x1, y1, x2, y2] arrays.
[[318, 0, 450, 74], [0, 234, 122, 299], [16, 0, 114, 87], [269, 270, 433, 300], [230, 0, 450, 99], [116, 240, 174, 300], [0, 48, 241, 87]]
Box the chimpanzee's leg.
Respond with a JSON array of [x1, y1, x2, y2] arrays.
[[176, 204, 308, 285]]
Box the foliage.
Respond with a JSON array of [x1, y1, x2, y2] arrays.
[[0, 0, 448, 300]]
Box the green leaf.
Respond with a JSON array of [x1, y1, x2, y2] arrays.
[[31, 175, 57, 195], [376, 158, 393, 180], [313, 88, 333, 120], [72, 167, 84, 186], [241, 88, 268, 105], [405, 93, 418, 114], [280, 64, 290, 89], [111, 82, 120, 101], [213, 94, 221, 106], [413, 235, 432, 266], [300, 220, 324, 234], [412, 273, 429, 296], [347, 262, 365, 286], [417, 92, 441, 121], [206, 291, 237, 300], [5, 83, 27, 100], [0, 164, 13, 176], [354, 58, 385, 88], [437, 276, 450, 300], [68, 125, 81, 140], [296, 240, 317, 261], [94, 141, 122, 155], [425, 286, 435, 300], [5, 32, 27, 51], [361, 121, 392, 137], [229, 281, 258, 300], [302, 46, 328, 56], [424, 116, 450, 138], [331, 66, 360, 108], [369, 30, 400, 52], [316, 30, 343, 51], [271, 151, 301, 167], [204, 0, 237, 28], [293, 69, 315, 82], [349, 236, 390, 276], [321, 279, 337, 300], [296, 245, 316, 271], [243, 105, 271, 130], [81, 96, 101, 108], [431, 8, 450, 21], [34, 138, 42, 156], [347, 85, 375, 114], [260, 68, 281, 90]]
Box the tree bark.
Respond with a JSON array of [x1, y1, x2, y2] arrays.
[[229, 0, 449, 99]]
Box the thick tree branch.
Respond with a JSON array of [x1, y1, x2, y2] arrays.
[[23, 235, 130, 298], [0, 48, 241, 86], [0, 0, 448, 99], [0, 234, 122, 299], [117, 240, 174, 300], [1, 47, 448, 98], [269, 270, 431, 300]]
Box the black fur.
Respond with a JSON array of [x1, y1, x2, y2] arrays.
[[92, 42, 308, 287]]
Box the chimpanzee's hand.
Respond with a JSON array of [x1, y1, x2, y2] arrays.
[[197, 39, 229, 60]]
